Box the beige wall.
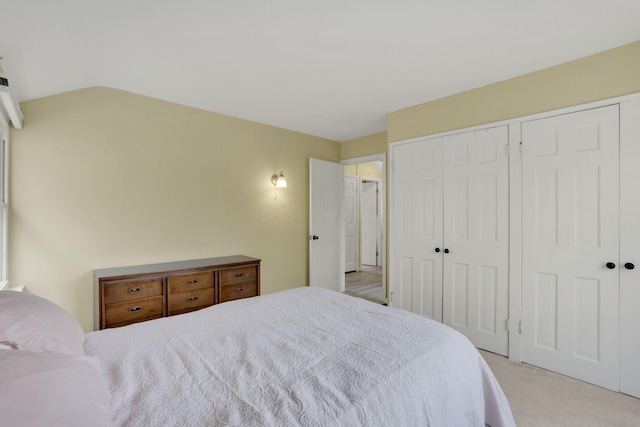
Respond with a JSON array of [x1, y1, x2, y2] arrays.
[[341, 132, 387, 160], [388, 40, 640, 142], [11, 41, 640, 329], [344, 163, 383, 179], [10, 87, 340, 331]]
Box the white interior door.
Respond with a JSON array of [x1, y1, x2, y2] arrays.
[[391, 140, 444, 320], [309, 158, 345, 292], [361, 180, 379, 266], [521, 105, 620, 391], [442, 127, 510, 356], [344, 175, 358, 273], [620, 99, 640, 399]]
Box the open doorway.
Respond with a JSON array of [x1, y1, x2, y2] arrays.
[[342, 155, 386, 305]]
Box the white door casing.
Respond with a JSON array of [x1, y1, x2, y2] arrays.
[[521, 105, 620, 391], [309, 158, 345, 292], [442, 127, 510, 356], [391, 140, 444, 320], [344, 175, 359, 273], [361, 180, 380, 266]]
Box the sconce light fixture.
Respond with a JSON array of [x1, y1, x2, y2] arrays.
[[271, 171, 287, 188], [271, 171, 287, 199]]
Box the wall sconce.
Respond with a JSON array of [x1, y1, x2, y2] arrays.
[[271, 171, 287, 199]]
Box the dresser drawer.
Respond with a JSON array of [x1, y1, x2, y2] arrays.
[[104, 296, 164, 327], [103, 278, 163, 304], [220, 265, 257, 285], [169, 288, 214, 314], [220, 281, 258, 302], [167, 271, 214, 293]]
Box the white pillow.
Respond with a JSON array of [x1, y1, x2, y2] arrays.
[[0, 291, 85, 355], [0, 350, 112, 427]]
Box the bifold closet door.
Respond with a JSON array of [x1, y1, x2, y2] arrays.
[[521, 105, 620, 391], [391, 139, 444, 320], [441, 127, 510, 356], [391, 127, 510, 357]]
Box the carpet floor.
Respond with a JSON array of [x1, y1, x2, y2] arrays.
[[480, 350, 640, 426]]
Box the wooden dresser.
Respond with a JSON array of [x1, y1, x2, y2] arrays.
[[94, 255, 260, 330]]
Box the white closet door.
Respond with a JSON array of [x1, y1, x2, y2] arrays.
[[391, 139, 444, 320], [620, 99, 640, 399], [521, 105, 620, 391], [344, 175, 359, 273], [442, 127, 510, 356]]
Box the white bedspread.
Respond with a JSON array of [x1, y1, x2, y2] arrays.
[[84, 287, 514, 426]]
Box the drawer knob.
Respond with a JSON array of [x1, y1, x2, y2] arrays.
[[235, 272, 244, 278], [188, 296, 199, 302], [128, 287, 142, 293], [234, 287, 244, 293], [129, 306, 143, 313], [187, 279, 199, 285]]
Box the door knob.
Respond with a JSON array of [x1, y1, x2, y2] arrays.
[[606, 262, 616, 269], [444, 248, 450, 254], [625, 262, 635, 270], [435, 248, 440, 253], [309, 235, 319, 240]]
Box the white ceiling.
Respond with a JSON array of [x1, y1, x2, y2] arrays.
[[1, 0, 639, 141]]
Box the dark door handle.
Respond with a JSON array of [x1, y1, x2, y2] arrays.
[[625, 263, 635, 270], [435, 248, 440, 253], [606, 262, 616, 269], [312, 235, 319, 240], [444, 248, 450, 254]]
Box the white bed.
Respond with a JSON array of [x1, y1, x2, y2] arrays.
[[0, 287, 513, 426], [83, 287, 514, 426]]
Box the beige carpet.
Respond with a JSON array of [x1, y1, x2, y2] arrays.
[[480, 350, 640, 426]]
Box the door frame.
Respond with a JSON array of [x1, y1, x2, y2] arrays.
[[390, 91, 640, 364], [342, 154, 387, 304]]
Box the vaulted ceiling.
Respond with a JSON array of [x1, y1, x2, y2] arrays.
[[2, 0, 639, 141]]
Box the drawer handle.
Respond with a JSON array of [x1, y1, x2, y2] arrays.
[[129, 306, 143, 313], [187, 279, 199, 285], [235, 273, 244, 278], [188, 296, 199, 302], [128, 287, 142, 293], [234, 287, 244, 293]]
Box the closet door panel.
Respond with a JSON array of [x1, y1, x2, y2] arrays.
[[442, 127, 509, 356], [391, 139, 444, 320], [620, 99, 640, 399], [521, 105, 620, 391]]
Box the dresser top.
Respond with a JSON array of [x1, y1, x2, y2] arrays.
[[94, 255, 261, 280]]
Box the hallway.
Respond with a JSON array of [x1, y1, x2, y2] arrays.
[[344, 266, 384, 304]]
